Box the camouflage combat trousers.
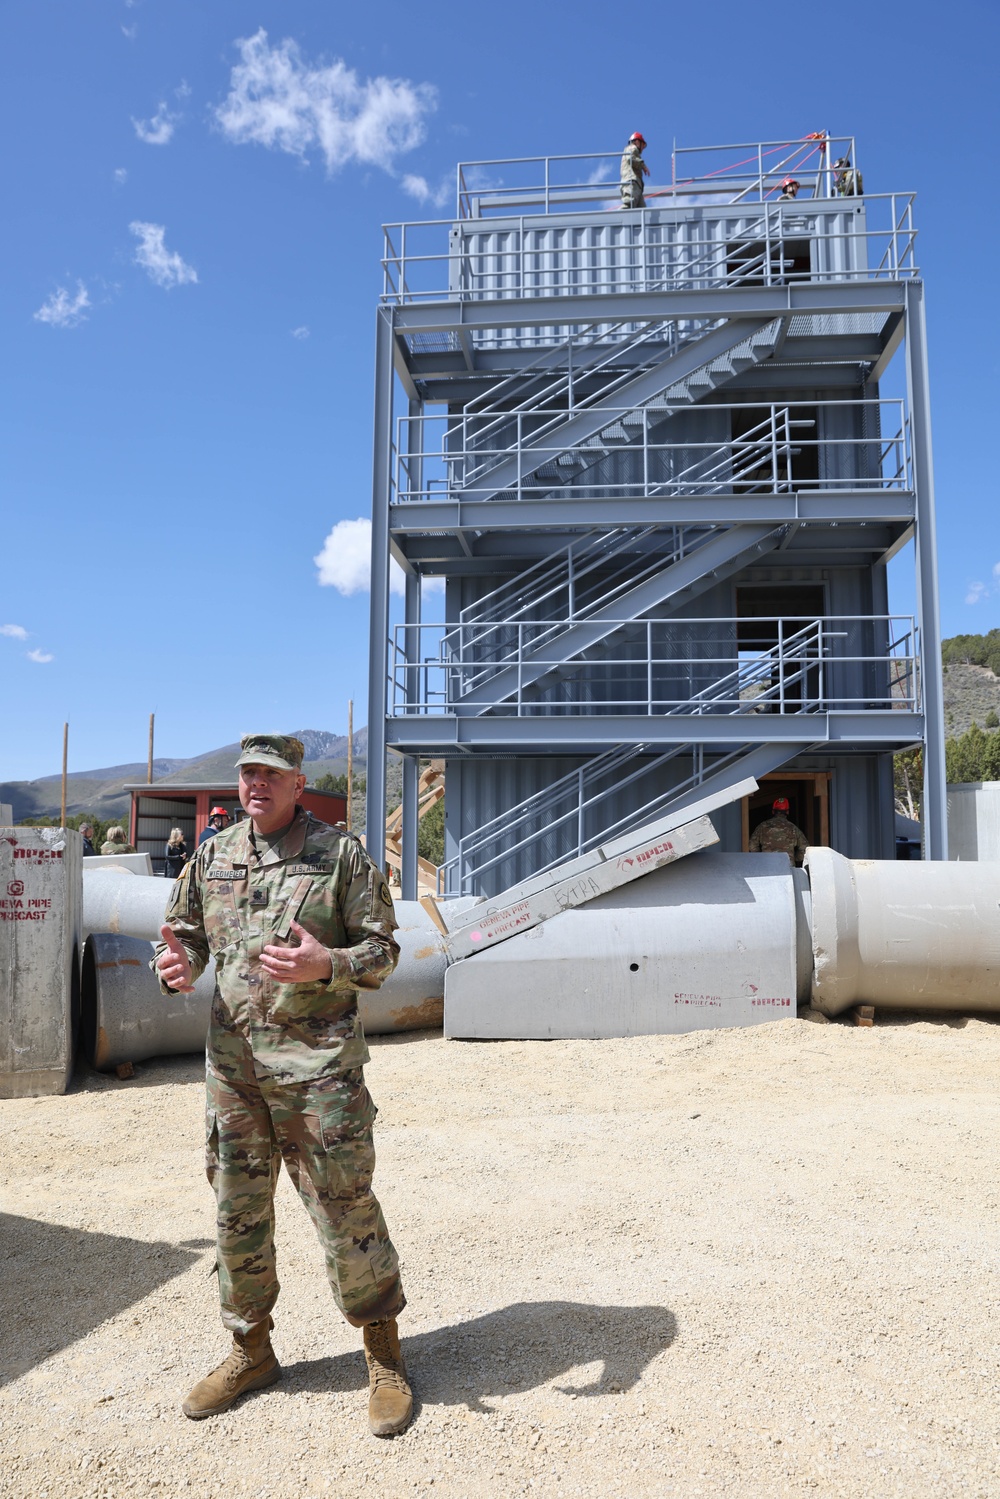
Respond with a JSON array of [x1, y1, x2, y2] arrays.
[[205, 1061, 405, 1336], [620, 181, 645, 209]]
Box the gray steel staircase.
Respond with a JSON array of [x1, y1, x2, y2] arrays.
[[455, 316, 785, 503], [454, 522, 787, 708], [441, 739, 811, 896]]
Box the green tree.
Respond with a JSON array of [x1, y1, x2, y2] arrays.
[[894, 747, 922, 820], [314, 772, 366, 796], [417, 795, 445, 866], [946, 722, 989, 784], [985, 709, 999, 729]]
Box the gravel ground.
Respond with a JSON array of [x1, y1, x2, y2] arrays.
[[3, 1013, 1000, 1498]]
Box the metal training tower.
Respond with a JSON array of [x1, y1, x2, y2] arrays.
[[368, 133, 944, 896]]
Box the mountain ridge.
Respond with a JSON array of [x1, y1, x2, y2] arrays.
[[2, 728, 369, 823]]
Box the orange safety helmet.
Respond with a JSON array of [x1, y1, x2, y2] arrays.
[[209, 806, 229, 818], [772, 797, 790, 812], [629, 132, 647, 147]]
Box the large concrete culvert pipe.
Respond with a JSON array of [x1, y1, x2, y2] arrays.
[[806, 847, 1000, 1016], [81, 872, 448, 1067]]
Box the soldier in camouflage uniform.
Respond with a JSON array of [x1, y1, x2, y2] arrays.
[[620, 131, 649, 208], [154, 733, 412, 1437], [748, 797, 809, 866]]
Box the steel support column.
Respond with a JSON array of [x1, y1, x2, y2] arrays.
[[366, 307, 395, 869], [904, 281, 947, 859], [401, 753, 419, 900]]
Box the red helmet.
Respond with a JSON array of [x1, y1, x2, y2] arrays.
[[210, 806, 229, 818], [781, 177, 800, 190], [629, 132, 647, 146], [772, 797, 790, 812]]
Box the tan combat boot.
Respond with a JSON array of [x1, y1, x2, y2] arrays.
[[363, 1317, 413, 1436], [181, 1316, 280, 1420]]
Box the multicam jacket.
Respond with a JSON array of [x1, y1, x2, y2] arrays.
[[748, 813, 809, 866], [154, 808, 399, 1084], [620, 141, 646, 185]]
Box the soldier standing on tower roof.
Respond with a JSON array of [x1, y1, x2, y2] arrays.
[[748, 797, 809, 866], [833, 157, 863, 197], [154, 733, 412, 1437], [620, 131, 650, 209]]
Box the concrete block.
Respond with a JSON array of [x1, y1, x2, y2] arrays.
[[444, 851, 797, 1040], [0, 827, 82, 1097]]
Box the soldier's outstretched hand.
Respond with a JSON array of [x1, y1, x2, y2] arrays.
[[157, 924, 195, 993], [261, 920, 334, 984]]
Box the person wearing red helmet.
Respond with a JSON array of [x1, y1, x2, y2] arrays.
[[748, 796, 809, 865], [197, 805, 232, 848], [778, 177, 800, 202], [620, 131, 650, 209]]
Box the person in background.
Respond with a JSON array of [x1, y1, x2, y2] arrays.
[[833, 157, 863, 196], [101, 825, 136, 855], [620, 131, 649, 209], [197, 806, 231, 847], [79, 823, 96, 857], [777, 176, 800, 201], [748, 797, 809, 866], [164, 827, 188, 879]]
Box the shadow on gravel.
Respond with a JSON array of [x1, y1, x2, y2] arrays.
[[281, 1301, 677, 1413], [69, 1053, 206, 1093], [0, 1213, 205, 1387]]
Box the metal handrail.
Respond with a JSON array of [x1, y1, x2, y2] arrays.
[[389, 614, 920, 719], [382, 192, 917, 304], [453, 136, 861, 218], [393, 398, 911, 504]]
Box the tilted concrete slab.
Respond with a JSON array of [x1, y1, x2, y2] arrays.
[[448, 776, 758, 929], [447, 813, 719, 960], [444, 852, 798, 1040]]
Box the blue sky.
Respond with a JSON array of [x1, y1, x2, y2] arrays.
[[2, 0, 997, 781]]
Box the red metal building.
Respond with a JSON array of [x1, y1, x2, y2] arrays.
[[124, 783, 348, 875]]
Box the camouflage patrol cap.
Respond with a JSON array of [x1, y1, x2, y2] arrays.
[[235, 734, 305, 772]]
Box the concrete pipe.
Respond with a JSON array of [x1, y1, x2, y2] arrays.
[[83, 869, 170, 941], [807, 847, 1000, 1015], [81, 933, 214, 1070], [80, 875, 449, 1065]]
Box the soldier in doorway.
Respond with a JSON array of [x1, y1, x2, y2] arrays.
[[748, 797, 809, 866], [620, 131, 650, 209], [154, 734, 412, 1437]]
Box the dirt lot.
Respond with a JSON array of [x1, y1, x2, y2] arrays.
[[3, 1014, 1000, 1499]]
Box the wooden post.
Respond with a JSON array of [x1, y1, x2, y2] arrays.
[[346, 699, 353, 832], [60, 723, 68, 827], [147, 712, 155, 784]]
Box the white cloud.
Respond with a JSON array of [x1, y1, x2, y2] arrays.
[[314, 518, 444, 599], [26, 649, 54, 664], [34, 282, 90, 328], [965, 565, 1000, 606], [215, 29, 436, 177], [132, 101, 179, 146], [1, 624, 28, 640], [113, 167, 128, 185], [130, 222, 198, 289], [291, 325, 310, 339], [315, 518, 404, 597], [121, 23, 138, 39], [401, 173, 451, 209]]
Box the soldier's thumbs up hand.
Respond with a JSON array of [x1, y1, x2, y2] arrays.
[[157, 924, 195, 993]]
